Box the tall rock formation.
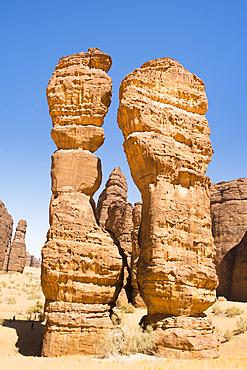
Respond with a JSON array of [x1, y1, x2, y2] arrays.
[[118, 57, 219, 358], [96, 167, 133, 304], [41, 48, 123, 357], [0, 201, 13, 272], [7, 220, 27, 273], [210, 178, 247, 300]]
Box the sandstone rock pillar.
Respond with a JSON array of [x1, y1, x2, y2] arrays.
[[7, 220, 27, 273], [118, 57, 219, 358], [41, 49, 123, 356]]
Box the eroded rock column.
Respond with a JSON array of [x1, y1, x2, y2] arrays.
[[41, 49, 123, 356], [8, 220, 27, 273], [118, 57, 219, 358]]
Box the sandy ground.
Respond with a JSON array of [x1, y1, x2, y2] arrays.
[[0, 268, 247, 369]]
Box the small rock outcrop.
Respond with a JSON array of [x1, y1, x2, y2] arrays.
[[0, 201, 13, 272], [118, 57, 219, 358], [210, 178, 247, 301], [7, 220, 27, 273], [41, 48, 123, 357]]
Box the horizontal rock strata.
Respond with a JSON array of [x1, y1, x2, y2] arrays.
[[210, 178, 247, 300], [41, 48, 123, 357], [118, 57, 219, 357]]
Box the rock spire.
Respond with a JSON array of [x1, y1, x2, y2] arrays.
[[41, 48, 123, 356], [118, 57, 219, 358]]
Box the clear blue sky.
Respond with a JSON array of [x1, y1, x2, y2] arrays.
[[0, 0, 246, 257]]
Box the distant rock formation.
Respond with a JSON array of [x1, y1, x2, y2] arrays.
[[7, 220, 27, 273], [41, 48, 123, 357], [210, 178, 247, 301], [26, 252, 41, 268], [0, 201, 13, 272], [96, 167, 133, 305], [96, 169, 146, 308], [118, 57, 219, 358]]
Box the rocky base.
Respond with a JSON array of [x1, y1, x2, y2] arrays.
[[41, 301, 113, 356], [141, 314, 220, 359]]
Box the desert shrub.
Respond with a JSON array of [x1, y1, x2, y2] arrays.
[[120, 303, 135, 314], [99, 324, 155, 357], [235, 317, 247, 334], [10, 280, 15, 284], [26, 300, 44, 320], [218, 296, 227, 302], [25, 283, 31, 288], [225, 306, 244, 318], [7, 297, 17, 305], [212, 304, 223, 316], [0, 317, 4, 326], [224, 328, 233, 341], [111, 313, 121, 326], [2, 282, 7, 288], [27, 293, 40, 300]]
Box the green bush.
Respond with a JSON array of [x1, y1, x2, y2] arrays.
[[224, 328, 233, 341], [235, 317, 247, 334], [212, 304, 223, 316], [26, 300, 44, 320], [120, 303, 135, 314], [218, 296, 227, 302], [225, 306, 244, 318]]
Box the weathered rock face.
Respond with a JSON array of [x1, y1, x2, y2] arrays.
[[41, 48, 123, 357], [0, 201, 13, 272], [131, 202, 146, 308], [96, 167, 133, 305], [118, 57, 219, 357], [210, 178, 247, 300], [7, 220, 27, 273]]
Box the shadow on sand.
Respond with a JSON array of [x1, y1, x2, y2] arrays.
[[3, 319, 44, 356]]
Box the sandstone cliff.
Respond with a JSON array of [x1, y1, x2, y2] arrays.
[[210, 178, 247, 301], [7, 220, 27, 273], [41, 48, 123, 356], [118, 57, 219, 358], [0, 201, 13, 272]]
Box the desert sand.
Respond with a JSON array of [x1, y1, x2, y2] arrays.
[[0, 267, 247, 369]]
